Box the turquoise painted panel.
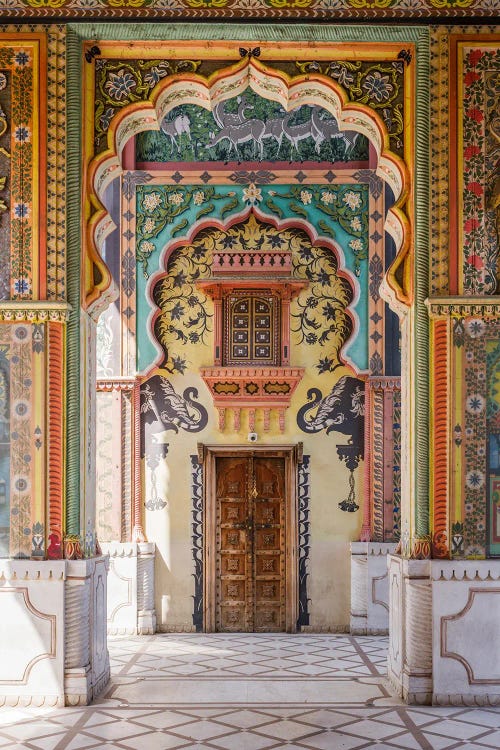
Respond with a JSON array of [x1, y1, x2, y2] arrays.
[[136, 184, 369, 374]]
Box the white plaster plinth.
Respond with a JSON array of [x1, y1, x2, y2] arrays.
[[387, 555, 432, 705], [0, 557, 109, 707], [388, 556, 500, 706], [350, 542, 396, 635], [431, 560, 500, 706], [101, 542, 156, 635]]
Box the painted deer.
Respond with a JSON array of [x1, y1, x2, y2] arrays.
[[310, 108, 359, 154], [212, 96, 253, 130], [160, 113, 191, 154], [208, 118, 266, 160], [262, 116, 287, 154], [281, 108, 324, 158]]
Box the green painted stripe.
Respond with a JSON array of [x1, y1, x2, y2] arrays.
[[66, 27, 82, 537], [414, 28, 431, 539], [67, 22, 427, 44]]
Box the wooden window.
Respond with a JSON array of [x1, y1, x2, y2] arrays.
[[223, 291, 280, 366]]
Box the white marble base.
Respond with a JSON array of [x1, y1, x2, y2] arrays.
[[350, 542, 396, 635], [101, 542, 156, 635], [431, 559, 500, 706], [0, 557, 109, 707], [388, 555, 500, 706]]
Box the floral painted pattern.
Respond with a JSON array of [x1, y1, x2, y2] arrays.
[[295, 58, 405, 155], [460, 46, 500, 295], [453, 317, 500, 558], [0, 44, 36, 300], [151, 215, 354, 375], [266, 184, 369, 276]]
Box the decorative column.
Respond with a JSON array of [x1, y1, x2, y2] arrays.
[[351, 376, 401, 634]]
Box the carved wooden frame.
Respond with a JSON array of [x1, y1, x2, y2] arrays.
[[202, 444, 299, 633]]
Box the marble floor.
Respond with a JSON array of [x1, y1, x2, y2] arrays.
[[1, 633, 500, 749]]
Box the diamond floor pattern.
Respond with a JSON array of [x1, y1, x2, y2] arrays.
[[0, 634, 499, 749]]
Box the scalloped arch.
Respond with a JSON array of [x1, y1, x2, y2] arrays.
[[144, 206, 361, 377], [86, 56, 411, 316]]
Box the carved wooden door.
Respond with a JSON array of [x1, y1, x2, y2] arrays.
[[215, 455, 286, 632]]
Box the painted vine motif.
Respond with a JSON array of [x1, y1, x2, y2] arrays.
[[486, 339, 500, 556], [191, 455, 203, 632], [461, 47, 500, 295], [270, 184, 369, 277], [392, 388, 402, 540], [94, 57, 202, 153], [296, 58, 405, 156], [0, 324, 36, 558], [152, 214, 355, 376], [136, 184, 238, 279], [0, 344, 9, 556], [7, 0, 498, 19], [297, 455, 311, 629], [136, 91, 368, 164], [152, 235, 213, 375]]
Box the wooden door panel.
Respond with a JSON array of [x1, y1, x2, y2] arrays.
[[255, 555, 279, 576], [215, 454, 286, 632], [253, 457, 286, 632], [222, 579, 246, 600], [221, 502, 246, 524], [254, 606, 281, 631], [216, 457, 251, 632], [256, 580, 280, 601], [221, 554, 246, 575], [220, 604, 247, 631], [220, 528, 246, 551]]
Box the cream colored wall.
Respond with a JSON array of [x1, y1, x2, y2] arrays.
[[145, 367, 364, 631]]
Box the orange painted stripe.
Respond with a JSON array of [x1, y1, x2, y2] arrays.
[[432, 319, 449, 558], [47, 323, 64, 558]]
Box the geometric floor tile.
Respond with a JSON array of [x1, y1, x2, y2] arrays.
[[1, 634, 500, 750]]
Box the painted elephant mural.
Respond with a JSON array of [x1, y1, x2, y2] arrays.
[[297, 375, 365, 512], [140, 375, 208, 457], [296, 375, 365, 449]]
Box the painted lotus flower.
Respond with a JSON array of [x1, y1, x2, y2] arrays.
[[465, 318, 485, 338], [326, 61, 355, 88], [300, 190, 312, 205], [142, 192, 162, 212], [104, 69, 137, 101], [466, 108, 484, 123], [15, 125, 30, 143], [143, 217, 156, 234], [466, 394, 485, 414], [466, 470, 485, 490], [14, 50, 30, 67], [243, 184, 262, 204], [362, 71, 394, 102], [343, 191, 361, 210], [168, 192, 184, 206]]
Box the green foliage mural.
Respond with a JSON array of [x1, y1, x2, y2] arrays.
[[135, 89, 369, 164]]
